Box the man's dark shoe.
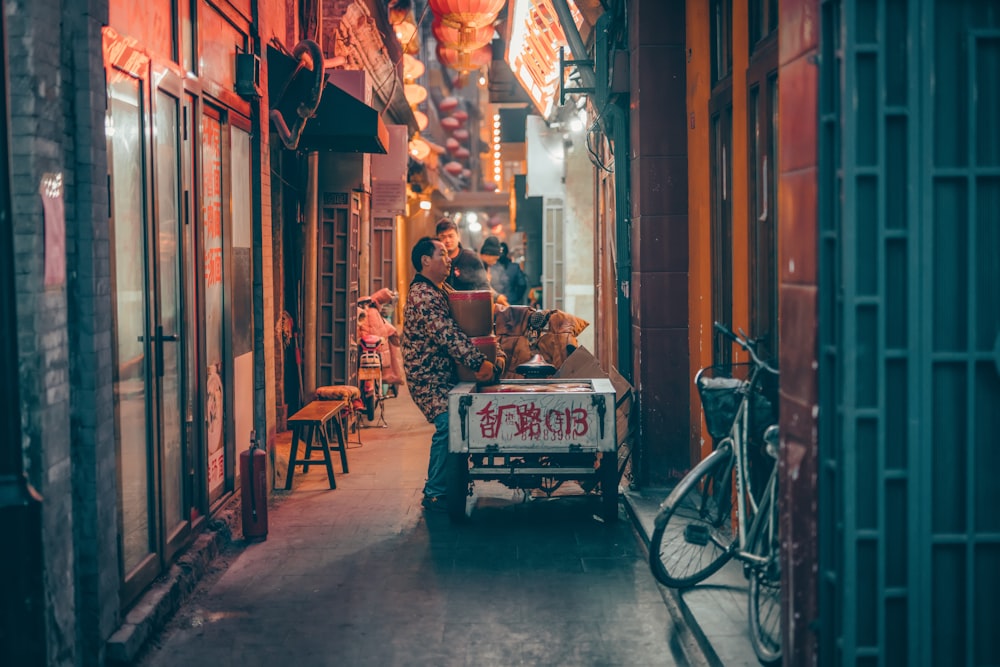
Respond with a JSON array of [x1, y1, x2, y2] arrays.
[[421, 495, 448, 512]]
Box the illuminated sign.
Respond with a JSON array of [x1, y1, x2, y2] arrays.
[[506, 0, 584, 118]]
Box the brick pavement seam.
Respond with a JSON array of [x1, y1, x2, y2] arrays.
[[623, 494, 722, 667]]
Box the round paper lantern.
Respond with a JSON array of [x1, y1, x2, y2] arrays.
[[455, 147, 470, 159], [408, 138, 431, 161], [452, 128, 470, 141], [404, 83, 427, 106], [443, 161, 464, 175], [413, 110, 429, 131], [439, 96, 459, 112], [428, 0, 505, 29], [432, 17, 494, 51], [445, 137, 461, 152], [436, 44, 492, 73], [403, 54, 425, 81], [394, 20, 417, 47], [441, 116, 461, 131]]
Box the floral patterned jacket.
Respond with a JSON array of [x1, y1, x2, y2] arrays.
[[402, 275, 498, 422]]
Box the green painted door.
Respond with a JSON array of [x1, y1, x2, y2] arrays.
[[819, 0, 1000, 664]]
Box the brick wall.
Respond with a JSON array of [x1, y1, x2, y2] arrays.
[[7, 0, 78, 662], [63, 0, 121, 663]]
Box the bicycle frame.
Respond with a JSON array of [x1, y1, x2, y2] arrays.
[[724, 362, 773, 556], [648, 321, 781, 664]]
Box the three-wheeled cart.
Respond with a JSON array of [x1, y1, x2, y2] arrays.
[[447, 378, 619, 522]]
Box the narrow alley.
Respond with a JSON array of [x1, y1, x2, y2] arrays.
[[134, 390, 696, 667]]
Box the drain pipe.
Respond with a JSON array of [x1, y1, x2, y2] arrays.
[[302, 152, 318, 397]]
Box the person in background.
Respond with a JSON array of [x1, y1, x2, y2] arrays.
[[402, 237, 505, 512], [477, 236, 507, 306], [493, 241, 527, 305], [357, 288, 404, 392], [436, 218, 490, 290]]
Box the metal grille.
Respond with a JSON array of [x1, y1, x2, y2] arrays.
[[818, 2, 1000, 664], [542, 196, 565, 311], [371, 216, 395, 297], [317, 192, 359, 387]]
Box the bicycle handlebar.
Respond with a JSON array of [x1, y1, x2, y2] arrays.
[[713, 321, 778, 375]]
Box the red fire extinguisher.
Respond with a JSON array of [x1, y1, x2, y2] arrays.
[[240, 430, 268, 540]]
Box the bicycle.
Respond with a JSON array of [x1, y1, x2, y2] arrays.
[[648, 322, 782, 665]]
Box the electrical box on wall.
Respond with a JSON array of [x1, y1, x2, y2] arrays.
[[235, 53, 261, 100]]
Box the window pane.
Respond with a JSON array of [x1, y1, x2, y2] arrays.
[[108, 75, 153, 574], [202, 111, 226, 498], [155, 90, 185, 535]]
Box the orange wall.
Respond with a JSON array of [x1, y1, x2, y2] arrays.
[[686, 0, 756, 465], [731, 1, 751, 344], [686, 0, 711, 464]]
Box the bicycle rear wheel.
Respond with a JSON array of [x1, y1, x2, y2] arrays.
[[747, 480, 782, 664], [648, 443, 736, 588]]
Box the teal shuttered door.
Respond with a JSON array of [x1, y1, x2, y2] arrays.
[[819, 1, 1000, 664]]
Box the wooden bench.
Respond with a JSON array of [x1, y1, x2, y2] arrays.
[[285, 400, 349, 490]]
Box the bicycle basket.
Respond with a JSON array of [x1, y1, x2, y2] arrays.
[[696, 364, 776, 442], [696, 366, 744, 440]]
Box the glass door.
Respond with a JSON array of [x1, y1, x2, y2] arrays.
[[153, 78, 193, 560], [107, 72, 158, 602], [201, 105, 228, 505], [747, 3, 779, 361], [106, 58, 196, 602]]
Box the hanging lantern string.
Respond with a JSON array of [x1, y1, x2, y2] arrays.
[[377, 3, 432, 120]]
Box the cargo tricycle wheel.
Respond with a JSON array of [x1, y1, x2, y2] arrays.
[[446, 453, 470, 521]]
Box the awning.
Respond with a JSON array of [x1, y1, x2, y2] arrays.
[[267, 45, 389, 154]]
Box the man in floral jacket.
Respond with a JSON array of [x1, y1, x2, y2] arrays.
[[402, 237, 505, 512]]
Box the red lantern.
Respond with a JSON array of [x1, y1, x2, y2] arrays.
[[432, 17, 494, 52], [452, 110, 469, 124], [452, 128, 470, 141], [443, 161, 464, 175], [455, 147, 471, 159], [428, 0, 505, 29], [439, 96, 459, 112], [436, 44, 493, 73], [441, 116, 461, 131], [445, 137, 461, 153]]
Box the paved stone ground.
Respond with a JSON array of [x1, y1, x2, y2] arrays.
[[134, 387, 716, 667], [626, 489, 759, 667]]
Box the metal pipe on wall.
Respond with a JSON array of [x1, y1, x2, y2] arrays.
[[302, 151, 319, 396], [359, 190, 371, 295], [550, 0, 596, 90]]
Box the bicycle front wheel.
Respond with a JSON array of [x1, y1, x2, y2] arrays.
[[747, 482, 782, 664], [648, 444, 736, 588]]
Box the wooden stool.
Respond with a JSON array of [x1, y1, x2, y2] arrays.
[[285, 400, 349, 490], [315, 385, 362, 445]]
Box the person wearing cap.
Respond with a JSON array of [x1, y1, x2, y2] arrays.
[[477, 236, 507, 306], [435, 218, 490, 291], [480, 237, 527, 305], [402, 237, 505, 512]]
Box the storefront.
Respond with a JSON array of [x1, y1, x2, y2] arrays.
[[103, 0, 258, 605]]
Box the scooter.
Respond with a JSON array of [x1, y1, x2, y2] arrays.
[[357, 333, 384, 423]]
